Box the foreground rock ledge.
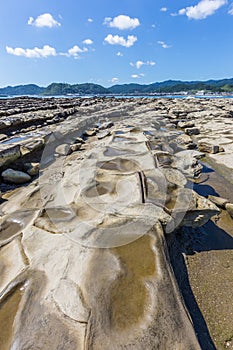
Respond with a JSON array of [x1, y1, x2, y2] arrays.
[[0, 98, 225, 349]]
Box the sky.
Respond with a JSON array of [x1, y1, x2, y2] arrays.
[[0, 0, 233, 87]]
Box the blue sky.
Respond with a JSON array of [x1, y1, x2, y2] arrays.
[[0, 0, 233, 87]]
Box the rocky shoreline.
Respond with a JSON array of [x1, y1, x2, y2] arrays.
[[0, 97, 233, 349]]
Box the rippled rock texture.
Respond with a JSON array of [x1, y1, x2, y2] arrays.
[[0, 96, 233, 349]]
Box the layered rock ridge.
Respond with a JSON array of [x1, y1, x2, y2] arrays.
[[0, 98, 222, 350]]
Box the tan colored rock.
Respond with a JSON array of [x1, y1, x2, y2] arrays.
[[226, 203, 233, 218], [208, 195, 229, 208], [55, 143, 71, 156], [0, 145, 21, 167], [198, 142, 220, 154], [24, 162, 40, 176]]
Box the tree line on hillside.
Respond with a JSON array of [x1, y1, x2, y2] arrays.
[[0, 78, 233, 96]]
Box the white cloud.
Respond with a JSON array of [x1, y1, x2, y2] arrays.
[[130, 60, 156, 69], [104, 15, 140, 30], [116, 51, 123, 56], [111, 77, 119, 83], [178, 0, 227, 19], [104, 34, 137, 47], [160, 7, 168, 12], [28, 13, 61, 28], [88, 18, 93, 22], [131, 73, 144, 79], [6, 44, 90, 60], [157, 40, 171, 49], [6, 45, 57, 58], [83, 39, 93, 45], [66, 45, 88, 59]]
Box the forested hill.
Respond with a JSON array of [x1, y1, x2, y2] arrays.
[[1, 78, 233, 96]]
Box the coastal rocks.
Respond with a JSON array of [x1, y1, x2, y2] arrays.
[[24, 162, 40, 176], [177, 120, 195, 128], [1, 168, 31, 184], [208, 195, 230, 208], [0, 145, 21, 167], [55, 143, 71, 156], [198, 142, 220, 154], [226, 203, 233, 218], [20, 138, 44, 156], [84, 129, 97, 137], [99, 121, 114, 130], [185, 127, 200, 136]]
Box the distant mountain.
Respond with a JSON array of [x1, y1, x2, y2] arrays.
[[1, 78, 233, 96], [0, 84, 44, 96], [43, 82, 108, 96]]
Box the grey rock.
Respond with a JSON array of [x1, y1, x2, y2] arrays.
[[177, 121, 195, 128], [24, 162, 40, 176], [55, 143, 71, 156], [185, 127, 200, 136], [0, 145, 21, 167], [2, 168, 31, 184]]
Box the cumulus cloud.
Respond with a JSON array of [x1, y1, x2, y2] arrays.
[[104, 34, 137, 47], [131, 73, 144, 79], [178, 0, 227, 19], [66, 45, 88, 59], [6, 45, 57, 58], [6, 44, 90, 59], [116, 51, 123, 56], [28, 13, 61, 28], [111, 77, 119, 83], [103, 15, 140, 30], [130, 60, 156, 69], [87, 18, 93, 22], [83, 39, 93, 45], [157, 40, 171, 49], [160, 7, 168, 12]]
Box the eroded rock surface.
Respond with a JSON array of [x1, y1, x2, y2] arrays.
[[0, 96, 232, 350]]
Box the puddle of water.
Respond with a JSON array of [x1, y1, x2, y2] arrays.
[[113, 136, 137, 143], [144, 130, 155, 136], [110, 234, 156, 330], [99, 158, 139, 172], [115, 131, 125, 135], [0, 284, 24, 350], [1, 133, 39, 145], [104, 147, 135, 157]]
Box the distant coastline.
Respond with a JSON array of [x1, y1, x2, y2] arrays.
[[1, 78, 233, 97]]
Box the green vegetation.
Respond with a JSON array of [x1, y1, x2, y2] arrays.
[[1, 78, 233, 96]]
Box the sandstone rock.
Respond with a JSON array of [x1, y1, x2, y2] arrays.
[[226, 203, 233, 218], [177, 121, 195, 128], [84, 129, 97, 136], [20, 139, 44, 155], [208, 195, 229, 208], [97, 130, 111, 139], [24, 162, 40, 176], [185, 127, 200, 136], [70, 143, 82, 152], [0, 145, 21, 167], [0, 134, 7, 141], [99, 121, 114, 130], [2, 168, 31, 184], [55, 143, 71, 156], [198, 142, 220, 154]]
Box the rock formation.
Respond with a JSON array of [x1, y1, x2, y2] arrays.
[[0, 96, 233, 349]]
